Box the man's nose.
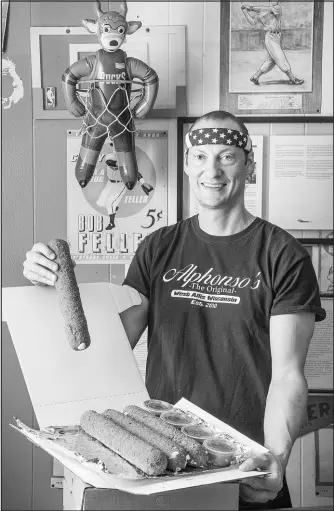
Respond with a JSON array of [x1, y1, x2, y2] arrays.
[[204, 158, 223, 177]]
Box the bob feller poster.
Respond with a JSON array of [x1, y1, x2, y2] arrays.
[[67, 130, 168, 263]]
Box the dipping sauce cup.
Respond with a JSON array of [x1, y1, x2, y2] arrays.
[[142, 399, 174, 416], [160, 409, 197, 429], [181, 424, 218, 444], [203, 437, 237, 467]]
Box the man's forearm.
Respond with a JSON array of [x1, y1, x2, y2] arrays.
[[264, 375, 308, 470], [249, 6, 271, 13]]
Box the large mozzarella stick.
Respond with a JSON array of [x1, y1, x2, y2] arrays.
[[80, 410, 168, 476], [55, 428, 144, 479], [124, 405, 208, 467], [48, 238, 91, 351], [103, 408, 187, 472]]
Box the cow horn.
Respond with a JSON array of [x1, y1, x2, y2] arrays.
[[94, 0, 103, 17], [119, 1, 128, 18]]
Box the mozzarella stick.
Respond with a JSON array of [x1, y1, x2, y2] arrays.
[[80, 410, 168, 476], [57, 428, 144, 478], [48, 238, 91, 351], [124, 405, 208, 467], [103, 408, 187, 472]]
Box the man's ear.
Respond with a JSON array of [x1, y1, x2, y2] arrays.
[[246, 149, 255, 177], [82, 19, 98, 34], [127, 21, 142, 35]]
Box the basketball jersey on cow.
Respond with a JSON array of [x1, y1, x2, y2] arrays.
[[89, 49, 130, 110]]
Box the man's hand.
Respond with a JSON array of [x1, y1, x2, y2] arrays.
[[23, 242, 76, 286], [239, 452, 284, 504]]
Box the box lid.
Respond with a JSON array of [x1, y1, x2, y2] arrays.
[[2, 282, 149, 429]]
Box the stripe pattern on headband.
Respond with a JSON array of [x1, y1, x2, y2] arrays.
[[185, 128, 252, 152]]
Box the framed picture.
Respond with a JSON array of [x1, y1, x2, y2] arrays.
[[304, 296, 333, 392], [319, 233, 334, 297], [299, 235, 334, 298], [176, 116, 332, 222], [220, 1, 324, 115]]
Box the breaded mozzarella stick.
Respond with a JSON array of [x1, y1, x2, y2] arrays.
[[124, 405, 208, 467], [48, 238, 90, 351], [103, 408, 187, 472], [80, 410, 168, 476]]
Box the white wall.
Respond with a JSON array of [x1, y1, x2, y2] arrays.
[[127, 1, 220, 116]]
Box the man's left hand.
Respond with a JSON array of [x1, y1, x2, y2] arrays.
[[239, 453, 284, 504]]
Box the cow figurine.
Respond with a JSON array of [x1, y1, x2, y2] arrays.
[[62, 0, 159, 190]]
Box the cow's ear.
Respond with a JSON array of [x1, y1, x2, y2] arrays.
[[82, 19, 98, 34], [127, 21, 142, 35]]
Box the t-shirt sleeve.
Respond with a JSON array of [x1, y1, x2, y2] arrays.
[[122, 237, 151, 299], [271, 254, 326, 322]]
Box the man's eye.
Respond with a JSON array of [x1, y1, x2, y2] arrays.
[[103, 25, 111, 33], [194, 154, 205, 160], [220, 154, 236, 163]]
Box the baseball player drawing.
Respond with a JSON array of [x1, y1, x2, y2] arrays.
[[96, 144, 153, 230], [241, 1, 304, 86]]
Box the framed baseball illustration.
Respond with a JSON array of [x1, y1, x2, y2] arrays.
[[67, 128, 171, 263], [220, 1, 324, 115]]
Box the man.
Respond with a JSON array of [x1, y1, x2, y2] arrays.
[[241, 1, 304, 85], [97, 145, 153, 230], [23, 110, 325, 509]]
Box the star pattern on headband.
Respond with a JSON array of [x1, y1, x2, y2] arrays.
[[188, 128, 250, 151]]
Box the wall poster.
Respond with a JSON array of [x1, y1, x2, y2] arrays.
[[220, 1, 324, 115], [67, 130, 168, 263], [319, 232, 333, 297], [268, 135, 333, 230], [305, 297, 333, 392]]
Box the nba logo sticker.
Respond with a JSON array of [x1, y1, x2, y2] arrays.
[[45, 87, 56, 108]]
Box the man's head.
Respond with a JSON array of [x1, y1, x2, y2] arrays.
[[184, 110, 255, 211]]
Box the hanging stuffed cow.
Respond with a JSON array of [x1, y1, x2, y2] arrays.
[[62, 0, 159, 190]]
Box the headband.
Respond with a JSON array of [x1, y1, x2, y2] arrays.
[[185, 128, 252, 153]]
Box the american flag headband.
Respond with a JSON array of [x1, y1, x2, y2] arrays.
[[185, 128, 252, 152]]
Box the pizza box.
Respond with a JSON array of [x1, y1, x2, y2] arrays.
[[2, 282, 269, 495]]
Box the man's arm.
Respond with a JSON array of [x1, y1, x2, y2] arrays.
[[246, 5, 274, 14], [241, 4, 258, 25], [239, 312, 315, 503], [119, 291, 149, 349], [264, 312, 315, 468]]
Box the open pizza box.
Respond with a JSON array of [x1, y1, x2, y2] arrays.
[[2, 282, 269, 495]]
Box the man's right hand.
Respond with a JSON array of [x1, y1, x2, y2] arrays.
[[23, 242, 59, 286]]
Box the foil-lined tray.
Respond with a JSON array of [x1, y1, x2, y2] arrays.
[[10, 410, 251, 481]]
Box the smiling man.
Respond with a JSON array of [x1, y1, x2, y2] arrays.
[[23, 110, 325, 509]]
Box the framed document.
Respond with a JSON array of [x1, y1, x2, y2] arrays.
[[220, 1, 324, 115]]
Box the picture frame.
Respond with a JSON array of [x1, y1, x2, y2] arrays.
[[299, 235, 334, 298], [220, 1, 324, 116], [304, 296, 333, 392], [177, 116, 332, 222]]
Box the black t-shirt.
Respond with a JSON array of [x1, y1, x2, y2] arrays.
[[124, 216, 326, 444]]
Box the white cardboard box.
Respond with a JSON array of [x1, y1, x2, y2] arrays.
[[2, 283, 268, 495]]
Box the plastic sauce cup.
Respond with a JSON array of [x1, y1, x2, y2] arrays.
[[142, 399, 174, 416], [160, 410, 197, 428], [203, 437, 236, 467], [181, 424, 218, 444]]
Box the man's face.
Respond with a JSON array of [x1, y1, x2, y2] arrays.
[[185, 119, 253, 211]]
